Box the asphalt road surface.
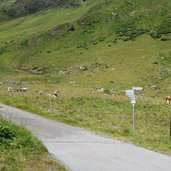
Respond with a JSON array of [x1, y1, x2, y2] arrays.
[[1, 103, 171, 171]]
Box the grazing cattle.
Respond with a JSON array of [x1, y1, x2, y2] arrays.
[[20, 87, 29, 92], [53, 90, 59, 97], [7, 87, 13, 92], [39, 90, 59, 99], [166, 96, 171, 104], [8, 87, 29, 92], [7, 87, 19, 92], [91, 90, 96, 94], [48, 93, 58, 98]]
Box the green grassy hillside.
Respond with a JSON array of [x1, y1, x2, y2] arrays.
[[0, 119, 67, 170], [0, 0, 171, 155], [0, 0, 170, 95]]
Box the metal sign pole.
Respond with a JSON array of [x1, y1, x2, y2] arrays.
[[132, 103, 135, 134]]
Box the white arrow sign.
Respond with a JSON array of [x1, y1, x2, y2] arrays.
[[132, 86, 142, 91]]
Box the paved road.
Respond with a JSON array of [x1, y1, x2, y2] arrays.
[[1, 103, 171, 171]]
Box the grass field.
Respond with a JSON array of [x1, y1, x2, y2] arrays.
[[0, 84, 171, 155], [0, 119, 68, 171]]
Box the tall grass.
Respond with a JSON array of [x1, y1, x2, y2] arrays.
[[0, 119, 68, 171]]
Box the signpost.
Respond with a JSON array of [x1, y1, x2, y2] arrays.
[[125, 86, 142, 134], [132, 86, 142, 91]]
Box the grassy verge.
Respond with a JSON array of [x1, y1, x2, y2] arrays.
[[0, 84, 171, 155], [0, 119, 68, 171]]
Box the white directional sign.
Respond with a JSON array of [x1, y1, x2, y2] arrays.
[[125, 90, 135, 99], [132, 86, 142, 91]]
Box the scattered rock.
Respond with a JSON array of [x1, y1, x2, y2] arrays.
[[69, 81, 76, 84], [21, 66, 47, 74], [52, 26, 61, 35], [0, 80, 29, 86], [79, 66, 88, 71], [91, 88, 116, 95], [160, 69, 171, 74], [97, 88, 104, 93], [58, 70, 71, 76], [21, 66, 31, 71], [31, 68, 43, 74], [150, 85, 157, 89], [57, 62, 110, 77]]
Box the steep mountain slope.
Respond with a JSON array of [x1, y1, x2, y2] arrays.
[[0, 0, 170, 95]]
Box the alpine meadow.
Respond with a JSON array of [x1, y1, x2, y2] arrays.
[[0, 0, 171, 169]]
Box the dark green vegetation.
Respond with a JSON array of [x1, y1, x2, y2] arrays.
[[0, 0, 85, 20], [0, 0, 171, 157], [0, 119, 68, 171]]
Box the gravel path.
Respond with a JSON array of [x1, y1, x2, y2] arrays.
[[1, 103, 171, 171]]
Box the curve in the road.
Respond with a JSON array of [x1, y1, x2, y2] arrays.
[[1, 103, 171, 171]]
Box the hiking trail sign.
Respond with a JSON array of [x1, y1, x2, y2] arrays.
[[125, 87, 142, 134]]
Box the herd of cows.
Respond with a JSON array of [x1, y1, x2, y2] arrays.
[[7, 87, 59, 98], [7, 87, 29, 92]]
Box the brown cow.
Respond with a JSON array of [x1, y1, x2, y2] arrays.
[[166, 96, 171, 104]]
